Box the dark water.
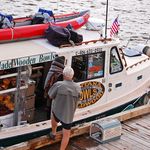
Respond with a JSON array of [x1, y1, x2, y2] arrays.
[[0, 0, 150, 46]]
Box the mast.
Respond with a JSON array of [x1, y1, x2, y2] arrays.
[[105, 0, 109, 39]]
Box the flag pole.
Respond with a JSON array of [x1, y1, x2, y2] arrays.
[[105, 0, 109, 39]]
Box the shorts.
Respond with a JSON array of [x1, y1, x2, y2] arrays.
[[52, 112, 72, 130]]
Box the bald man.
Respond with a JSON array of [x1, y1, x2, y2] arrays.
[[48, 66, 81, 150]]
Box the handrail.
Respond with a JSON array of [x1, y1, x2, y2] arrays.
[[119, 48, 127, 67], [32, 66, 44, 71], [0, 71, 27, 79], [0, 85, 28, 94], [60, 38, 112, 48]]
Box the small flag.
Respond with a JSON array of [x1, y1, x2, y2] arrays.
[[110, 17, 119, 37]]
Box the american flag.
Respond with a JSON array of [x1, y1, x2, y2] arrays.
[[110, 17, 119, 37]]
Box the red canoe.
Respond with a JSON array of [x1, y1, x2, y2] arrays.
[[0, 10, 90, 43]]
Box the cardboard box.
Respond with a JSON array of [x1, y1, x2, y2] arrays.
[[24, 95, 35, 110], [22, 108, 35, 123], [26, 80, 36, 97]]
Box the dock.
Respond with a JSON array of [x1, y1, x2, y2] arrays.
[[5, 104, 150, 150], [43, 113, 150, 150]]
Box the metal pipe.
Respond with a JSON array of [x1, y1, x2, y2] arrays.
[[13, 67, 21, 126], [105, 0, 109, 39]]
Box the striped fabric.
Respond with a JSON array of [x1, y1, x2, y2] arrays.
[[110, 17, 119, 37]]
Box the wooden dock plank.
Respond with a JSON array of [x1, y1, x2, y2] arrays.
[[125, 116, 150, 128], [104, 141, 128, 150], [70, 134, 102, 150], [139, 119, 150, 126], [93, 142, 121, 150], [120, 136, 149, 150], [71, 134, 110, 150], [123, 129, 150, 148], [142, 115, 150, 121], [122, 123, 150, 141], [123, 122, 150, 136], [110, 134, 148, 150]]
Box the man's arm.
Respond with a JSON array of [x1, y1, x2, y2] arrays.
[[48, 82, 58, 99]]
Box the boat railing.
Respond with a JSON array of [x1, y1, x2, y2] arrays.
[[119, 48, 150, 70], [60, 38, 112, 48], [119, 48, 127, 67]]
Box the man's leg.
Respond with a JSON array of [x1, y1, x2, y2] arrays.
[[60, 128, 71, 150], [46, 98, 52, 120], [51, 113, 58, 135]]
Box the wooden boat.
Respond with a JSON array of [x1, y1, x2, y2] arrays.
[[0, 10, 90, 43], [0, 18, 150, 148]]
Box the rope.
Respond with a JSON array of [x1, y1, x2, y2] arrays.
[[10, 27, 14, 41]]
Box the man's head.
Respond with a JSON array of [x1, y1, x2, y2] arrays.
[[63, 66, 74, 80]]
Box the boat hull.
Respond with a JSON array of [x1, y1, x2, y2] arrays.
[[0, 93, 147, 147], [0, 10, 90, 43]]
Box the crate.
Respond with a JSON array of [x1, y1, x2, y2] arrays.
[[22, 108, 35, 123], [24, 95, 35, 110], [26, 80, 36, 97], [90, 118, 122, 143]]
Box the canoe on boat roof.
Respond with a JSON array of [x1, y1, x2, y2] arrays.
[[0, 10, 90, 43]]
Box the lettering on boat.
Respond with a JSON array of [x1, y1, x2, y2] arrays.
[[78, 81, 105, 108], [76, 47, 102, 56], [0, 52, 56, 70]]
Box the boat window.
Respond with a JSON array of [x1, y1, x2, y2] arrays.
[[72, 52, 105, 82], [110, 47, 123, 74]]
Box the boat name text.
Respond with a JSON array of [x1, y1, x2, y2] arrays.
[[0, 53, 56, 70]]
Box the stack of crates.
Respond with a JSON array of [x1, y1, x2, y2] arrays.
[[23, 79, 36, 123]]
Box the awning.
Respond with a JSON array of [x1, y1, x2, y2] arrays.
[[0, 39, 57, 70]]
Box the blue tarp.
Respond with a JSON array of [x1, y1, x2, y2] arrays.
[[123, 48, 141, 57]]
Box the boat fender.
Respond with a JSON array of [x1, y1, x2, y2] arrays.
[[134, 44, 150, 57], [143, 46, 150, 57]]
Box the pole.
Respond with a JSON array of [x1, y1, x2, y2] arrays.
[[105, 0, 109, 39], [13, 67, 21, 126]]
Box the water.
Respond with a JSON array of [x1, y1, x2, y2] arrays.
[[0, 0, 150, 46]]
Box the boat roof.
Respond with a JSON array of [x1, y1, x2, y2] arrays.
[[0, 28, 119, 70]]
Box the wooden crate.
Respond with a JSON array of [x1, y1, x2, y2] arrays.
[[26, 80, 36, 97], [24, 95, 35, 110], [22, 108, 35, 123]]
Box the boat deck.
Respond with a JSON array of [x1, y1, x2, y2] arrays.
[[40, 113, 150, 150]]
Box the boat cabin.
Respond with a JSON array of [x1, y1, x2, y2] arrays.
[[0, 22, 150, 147], [0, 26, 149, 131]]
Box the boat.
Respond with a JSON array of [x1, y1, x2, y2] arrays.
[[0, 16, 150, 148], [0, 10, 90, 43]]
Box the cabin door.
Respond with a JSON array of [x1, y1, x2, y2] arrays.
[[107, 46, 124, 101], [71, 51, 107, 109]]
